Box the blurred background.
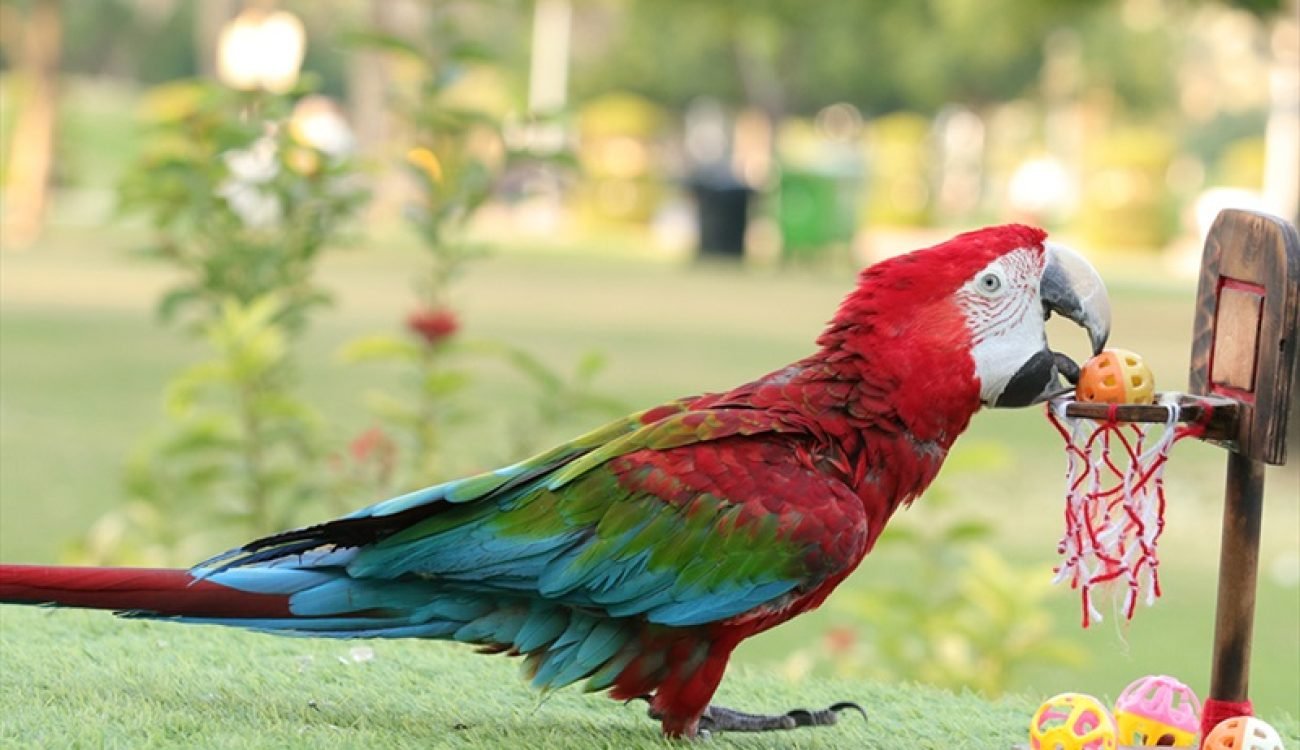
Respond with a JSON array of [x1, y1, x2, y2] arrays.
[[1, 0, 1297, 717]]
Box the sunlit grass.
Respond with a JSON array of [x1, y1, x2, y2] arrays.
[[4, 607, 1295, 748]]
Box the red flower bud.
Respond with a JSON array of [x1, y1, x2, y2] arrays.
[[350, 427, 396, 467], [823, 626, 857, 655], [341, 427, 398, 487], [405, 307, 459, 345]]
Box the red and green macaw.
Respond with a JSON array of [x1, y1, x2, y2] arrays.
[[0, 225, 1110, 739]]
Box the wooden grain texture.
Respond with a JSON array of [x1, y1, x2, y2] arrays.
[[1209, 451, 1266, 705], [1188, 209, 1300, 465], [1210, 287, 1263, 391]]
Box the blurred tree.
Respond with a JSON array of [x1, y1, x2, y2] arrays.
[[194, 0, 238, 78], [58, 0, 199, 83], [2, 0, 61, 248], [567, 0, 1295, 121], [571, 0, 1106, 117], [346, 0, 419, 219], [1213, 0, 1287, 13]]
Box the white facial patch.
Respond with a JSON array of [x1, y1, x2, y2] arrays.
[[956, 248, 1049, 405]]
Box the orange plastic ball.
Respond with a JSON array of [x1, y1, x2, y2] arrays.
[[1201, 716, 1284, 750], [1076, 348, 1155, 405]]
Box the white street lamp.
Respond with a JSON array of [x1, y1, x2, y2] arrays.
[[216, 8, 306, 94]]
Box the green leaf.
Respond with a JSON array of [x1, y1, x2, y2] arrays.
[[423, 370, 470, 397], [876, 525, 921, 547], [943, 521, 993, 544], [338, 30, 426, 59], [363, 391, 419, 426], [165, 362, 233, 414], [574, 351, 607, 381], [448, 40, 498, 63], [339, 334, 424, 364], [158, 417, 241, 456], [156, 287, 200, 324]]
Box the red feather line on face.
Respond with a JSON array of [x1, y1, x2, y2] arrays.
[[959, 248, 1044, 347]]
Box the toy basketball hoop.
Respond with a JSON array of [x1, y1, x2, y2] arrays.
[[1045, 392, 1233, 628], [1046, 209, 1299, 740]]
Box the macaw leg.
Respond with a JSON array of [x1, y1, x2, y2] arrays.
[[646, 701, 866, 735], [700, 702, 866, 732]]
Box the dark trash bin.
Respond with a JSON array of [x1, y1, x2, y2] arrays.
[[691, 173, 751, 259]]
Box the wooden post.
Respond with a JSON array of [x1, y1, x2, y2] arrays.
[[1187, 209, 1299, 735], [1208, 451, 1265, 703]]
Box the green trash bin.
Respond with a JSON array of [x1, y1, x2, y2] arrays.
[[778, 165, 862, 260]]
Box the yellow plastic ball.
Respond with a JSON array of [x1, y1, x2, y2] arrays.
[[1202, 716, 1285, 750], [1115, 710, 1198, 747], [1029, 693, 1119, 750], [1076, 348, 1156, 405]]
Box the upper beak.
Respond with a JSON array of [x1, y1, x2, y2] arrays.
[[992, 242, 1111, 408], [1042, 241, 1111, 357]]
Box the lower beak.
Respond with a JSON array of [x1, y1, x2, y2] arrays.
[[995, 350, 1064, 407]]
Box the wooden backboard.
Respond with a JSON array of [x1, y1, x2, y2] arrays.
[[1188, 209, 1300, 466]]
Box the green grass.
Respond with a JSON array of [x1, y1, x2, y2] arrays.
[[2, 226, 1298, 721], [5, 607, 1295, 749]]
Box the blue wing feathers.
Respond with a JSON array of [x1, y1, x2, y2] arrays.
[[575, 620, 629, 667], [454, 611, 521, 645], [178, 402, 829, 695], [514, 606, 569, 652], [583, 647, 638, 692]]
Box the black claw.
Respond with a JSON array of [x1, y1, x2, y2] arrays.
[[783, 702, 867, 727], [830, 701, 868, 723], [785, 709, 815, 726]]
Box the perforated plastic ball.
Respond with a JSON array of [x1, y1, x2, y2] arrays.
[[1076, 348, 1156, 405], [1029, 693, 1118, 750], [1113, 675, 1200, 746], [1201, 716, 1285, 750]]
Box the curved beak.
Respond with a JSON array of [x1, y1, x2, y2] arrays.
[[992, 242, 1111, 408], [1041, 241, 1111, 356]]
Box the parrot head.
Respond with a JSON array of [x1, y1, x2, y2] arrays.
[[825, 224, 1110, 411]]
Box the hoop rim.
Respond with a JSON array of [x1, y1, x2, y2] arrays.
[[1059, 392, 1239, 442]]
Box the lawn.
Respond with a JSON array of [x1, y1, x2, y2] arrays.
[[2, 225, 1298, 725], [2, 607, 1296, 749]]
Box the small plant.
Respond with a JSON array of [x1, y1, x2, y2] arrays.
[[472, 343, 628, 459], [340, 23, 622, 489], [119, 80, 367, 332], [69, 296, 328, 564], [71, 80, 365, 564]]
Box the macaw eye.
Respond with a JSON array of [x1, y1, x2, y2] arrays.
[[976, 272, 1004, 296]]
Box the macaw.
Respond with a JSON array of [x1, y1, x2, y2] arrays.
[[0, 224, 1110, 739]]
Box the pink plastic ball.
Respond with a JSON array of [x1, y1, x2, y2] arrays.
[[1113, 675, 1200, 746]]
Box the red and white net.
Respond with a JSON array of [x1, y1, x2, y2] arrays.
[[1046, 395, 1208, 627]]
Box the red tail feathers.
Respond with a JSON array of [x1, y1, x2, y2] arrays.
[[0, 565, 290, 618]]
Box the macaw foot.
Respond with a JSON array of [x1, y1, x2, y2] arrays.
[[645, 700, 866, 736]]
